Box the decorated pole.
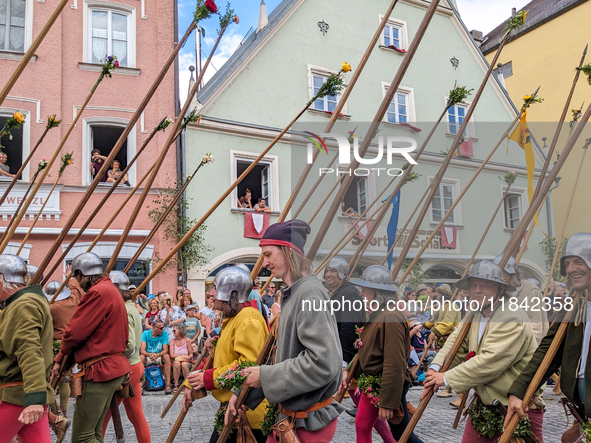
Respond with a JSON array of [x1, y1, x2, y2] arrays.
[[0, 115, 61, 208], [105, 9, 240, 274], [16, 153, 74, 255], [379, 177, 437, 266], [396, 93, 539, 285], [0, 0, 70, 105], [31, 14, 201, 284], [48, 160, 158, 303], [540, 142, 588, 300], [399, 102, 591, 443], [292, 151, 339, 219], [306, 0, 442, 261], [0, 57, 120, 254], [122, 152, 213, 273], [313, 175, 399, 272], [515, 44, 588, 261], [1, 163, 45, 239], [41, 120, 180, 286]]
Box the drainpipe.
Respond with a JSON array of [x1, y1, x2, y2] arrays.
[[173, 0, 184, 287]]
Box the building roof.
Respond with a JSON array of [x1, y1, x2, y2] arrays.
[[480, 0, 588, 54], [197, 0, 300, 105]]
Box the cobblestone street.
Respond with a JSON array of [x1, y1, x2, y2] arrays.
[[52, 386, 569, 442]]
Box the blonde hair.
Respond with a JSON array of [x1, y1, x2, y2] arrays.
[[279, 246, 312, 283], [148, 298, 161, 310]]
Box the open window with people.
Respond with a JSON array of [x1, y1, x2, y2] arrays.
[[340, 174, 368, 219], [234, 158, 274, 212], [0, 111, 27, 181], [87, 123, 133, 186]]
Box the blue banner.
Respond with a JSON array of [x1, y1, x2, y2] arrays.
[[384, 190, 401, 270]]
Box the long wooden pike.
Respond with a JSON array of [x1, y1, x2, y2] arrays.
[[306, 0, 442, 261], [397, 97, 534, 285], [514, 44, 587, 261], [286, 0, 400, 223], [383, 40, 509, 287], [292, 151, 339, 219], [123, 154, 206, 273], [105, 18, 236, 274], [2, 169, 41, 238], [32, 19, 198, 284], [400, 103, 591, 443], [0, 123, 54, 208], [42, 122, 180, 286], [0, 0, 70, 105], [313, 175, 399, 273], [0, 67, 108, 253], [49, 160, 158, 303], [411, 338, 434, 377]]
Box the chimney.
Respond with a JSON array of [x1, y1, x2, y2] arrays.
[[470, 30, 483, 43], [257, 0, 269, 34], [187, 66, 199, 109], [511, 7, 517, 16]]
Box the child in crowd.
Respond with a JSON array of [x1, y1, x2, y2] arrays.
[[184, 304, 201, 346]]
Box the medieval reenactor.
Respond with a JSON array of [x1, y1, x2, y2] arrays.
[[50, 252, 131, 442], [183, 266, 269, 443], [424, 260, 543, 442], [0, 254, 55, 442]]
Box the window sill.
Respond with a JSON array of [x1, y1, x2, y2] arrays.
[[231, 208, 281, 216], [381, 121, 422, 133], [431, 223, 464, 229], [307, 109, 351, 120], [445, 133, 479, 142], [503, 228, 517, 232], [0, 50, 36, 62], [78, 62, 141, 76], [338, 215, 371, 222], [379, 45, 407, 55]]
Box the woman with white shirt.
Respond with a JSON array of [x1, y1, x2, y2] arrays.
[[160, 293, 186, 338]]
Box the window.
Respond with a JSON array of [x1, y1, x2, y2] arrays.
[[431, 183, 455, 224], [504, 191, 522, 229], [0, 0, 26, 52], [83, 118, 136, 186], [87, 8, 133, 67], [448, 104, 469, 137], [383, 23, 401, 48], [231, 150, 279, 211], [312, 74, 339, 113], [387, 91, 409, 124], [0, 112, 23, 179], [341, 175, 368, 216], [383, 84, 415, 125]]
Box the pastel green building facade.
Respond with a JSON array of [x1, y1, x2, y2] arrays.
[[183, 0, 553, 303]]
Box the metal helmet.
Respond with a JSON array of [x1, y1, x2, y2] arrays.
[[235, 263, 251, 274], [456, 260, 516, 292], [350, 265, 398, 292], [214, 267, 252, 303], [560, 233, 591, 276], [493, 254, 517, 274], [26, 264, 43, 282], [0, 254, 27, 285], [71, 252, 103, 276], [324, 256, 349, 280], [109, 271, 130, 291], [44, 280, 71, 302]]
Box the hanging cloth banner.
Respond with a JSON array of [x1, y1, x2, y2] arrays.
[[384, 190, 401, 270], [508, 112, 544, 233]]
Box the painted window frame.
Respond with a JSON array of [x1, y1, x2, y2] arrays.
[[428, 176, 462, 226], [307, 64, 348, 115], [0, 107, 31, 181], [83, 0, 136, 68], [230, 149, 279, 212], [336, 168, 375, 218], [382, 82, 416, 125], [501, 185, 527, 230], [444, 96, 475, 139], [379, 15, 408, 50], [0, 0, 33, 54], [82, 117, 137, 186]]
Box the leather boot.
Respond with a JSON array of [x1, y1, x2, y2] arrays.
[[51, 413, 70, 443], [450, 392, 464, 409]]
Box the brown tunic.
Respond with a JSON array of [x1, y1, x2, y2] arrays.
[[49, 279, 83, 340], [357, 306, 411, 411]]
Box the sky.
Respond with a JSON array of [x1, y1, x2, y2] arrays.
[[177, 0, 531, 104]]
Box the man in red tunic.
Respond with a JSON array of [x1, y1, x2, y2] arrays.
[[50, 252, 131, 443]]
